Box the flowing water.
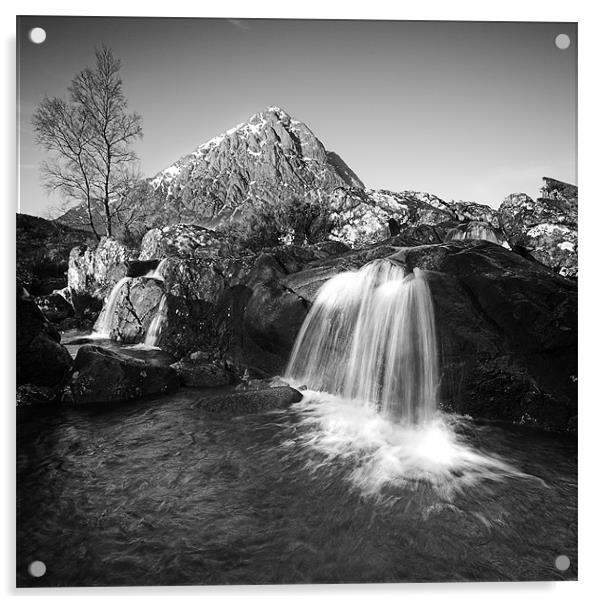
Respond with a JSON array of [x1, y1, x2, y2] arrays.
[[17, 387, 577, 586], [448, 224, 502, 244], [144, 294, 168, 347], [145, 258, 169, 281], [18, 263, 576, 586], [286, 260, 438, 424], [93, 277, 132, 337]]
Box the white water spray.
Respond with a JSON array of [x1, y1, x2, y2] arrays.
[[286, 259, 439, 424]]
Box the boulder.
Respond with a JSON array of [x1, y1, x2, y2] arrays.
[[498, 178, 577, 277], [196, 386, 303, 415], [170, 360, 234, 388], [17, 288, 73, 388], [70, 345, 179, 405], [102, 278, 164, 342], [237, 241, 577, 430], [139, 224, 225, 261], [67, 237, 137, 302], [329, 187, 453, 247], [34, 290, 74, 324]]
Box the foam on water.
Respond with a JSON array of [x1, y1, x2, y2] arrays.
[[288, 390, 531, 501]]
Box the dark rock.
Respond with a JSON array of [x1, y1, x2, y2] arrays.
[[237, 240, 576, 430], [70, 345, 179, 405], [17, 288, 73, 388], [16, 384, 60, 406], [196, 386, 303, 415], [34, 290, 74, 324], [389, 241, 577, 430], [170, 360, 234, 388]]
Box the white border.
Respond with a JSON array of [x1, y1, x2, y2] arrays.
[[2, 1, 600, 602]]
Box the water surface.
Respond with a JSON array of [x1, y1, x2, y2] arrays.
[[17, 388, 577, 586]]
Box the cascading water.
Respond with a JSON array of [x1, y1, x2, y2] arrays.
[[286, 259, 439, 424], [144, 258, 168, 281], [447, 223, 501, 244], [144, 295, 167, 347], [93, 277, 131, 337], [284, 258, 529, 498]]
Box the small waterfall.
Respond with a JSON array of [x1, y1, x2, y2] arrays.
[[144, 295, 167, 347], [93, 277, 131, 337], [144, 258, 169, 281], [286, 259, 439, 424], [447, 222, 501, 244]]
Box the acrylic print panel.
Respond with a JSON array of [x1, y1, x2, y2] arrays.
[[16, 16, 577, 587]]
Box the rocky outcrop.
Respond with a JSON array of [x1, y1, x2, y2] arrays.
[[139, 224, 226, 261], [33, 289, 75, 325], [68, 237, 138, 302], [70, 345, 179, 405], [235, 240, 576, 430], [498, 178, 578, 277], [195, 386, 303, 415], [170, 359, 234, 388], [329, 188, 453, 248], [99, 278, 164, 342], [17, 288, 73, 389], [16, 213, 96, 295]]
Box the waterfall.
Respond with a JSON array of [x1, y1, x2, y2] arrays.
[[144, 258, 169, 281], [144, 295, 167, 347], [285, 259, 439, 424], [448, 222, 501, 244], [93, 277, 131, 337]]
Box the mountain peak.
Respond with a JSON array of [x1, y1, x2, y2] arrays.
[[150, 107, 364, 225]]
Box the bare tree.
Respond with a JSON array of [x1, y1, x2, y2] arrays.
[[33, 45, 143, 239], [33, 97, 101, 238]]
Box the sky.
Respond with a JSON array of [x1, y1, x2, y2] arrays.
[[17, 17, 577, 217]]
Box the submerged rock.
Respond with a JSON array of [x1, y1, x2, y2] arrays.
[[70, 345, 179, 405], [196, 386, 302, 414]]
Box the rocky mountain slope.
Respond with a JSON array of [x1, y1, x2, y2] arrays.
[[149, 106, 364, 225]]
